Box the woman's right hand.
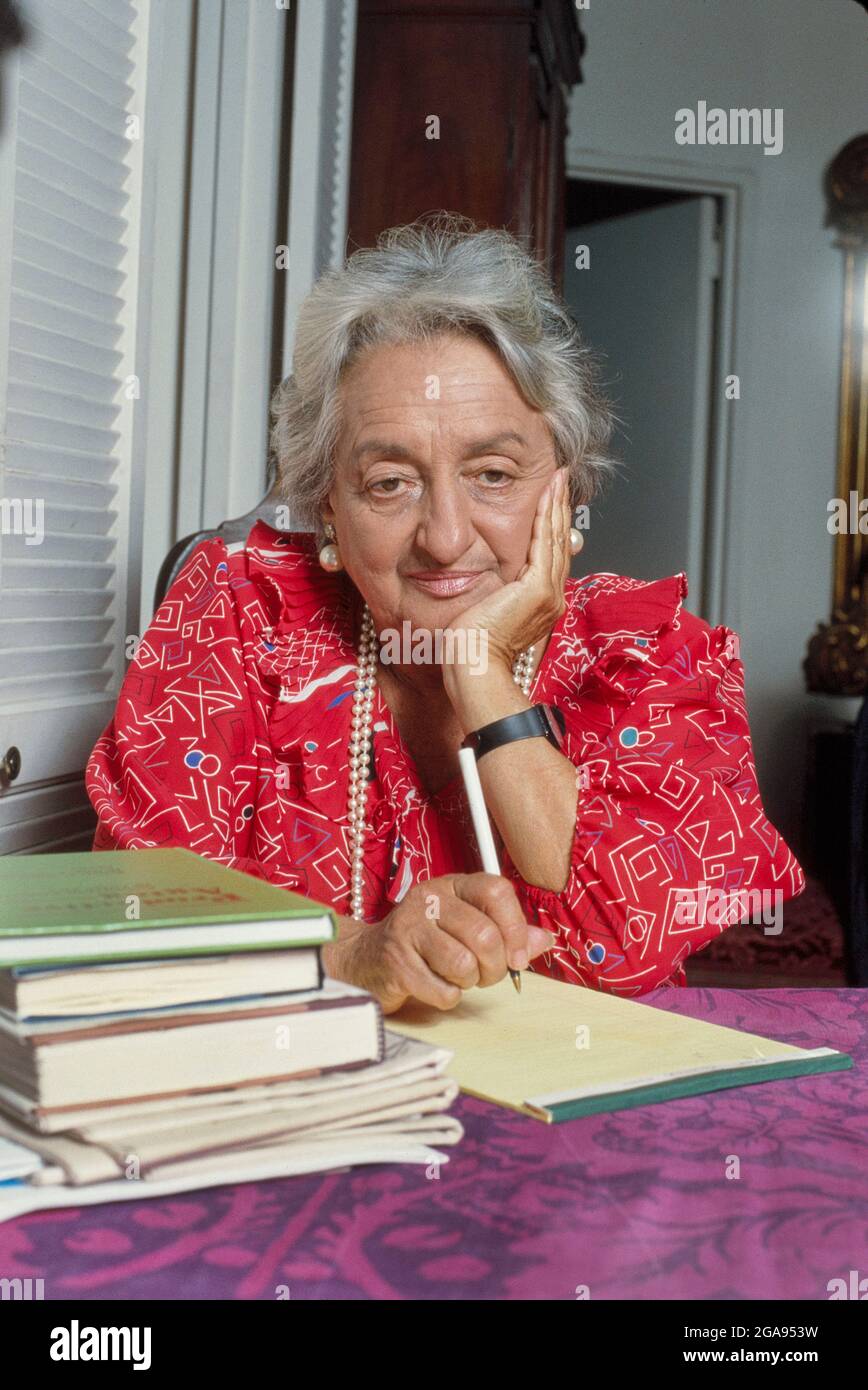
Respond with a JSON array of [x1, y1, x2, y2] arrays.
[[322, 873, 556, 1015]]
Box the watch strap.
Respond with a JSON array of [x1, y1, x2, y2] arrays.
[[463, 704, 566, 761]]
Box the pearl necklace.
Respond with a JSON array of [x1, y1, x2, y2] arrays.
[[347, 603, 536, 921]]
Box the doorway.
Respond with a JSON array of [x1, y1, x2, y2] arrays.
[[564, 178, 727, 622]]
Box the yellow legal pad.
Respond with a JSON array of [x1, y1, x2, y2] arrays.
[[387, 971, 852, 1123]]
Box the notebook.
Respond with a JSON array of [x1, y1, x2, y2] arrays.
[[0, 849, 335, 967], [0, 1133, 458, 1223], [0, 949, 322, 1019], [0, 1032, 460, 1184], [0, 979, 384, 1112], [0, 1032, 463, 1219], [0, 1136, 43, 1183], [0, 1025, 453, 1134], [388, 971, 853, 1122]]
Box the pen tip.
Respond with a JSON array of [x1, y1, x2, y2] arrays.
[[511, 970, 522, 994]]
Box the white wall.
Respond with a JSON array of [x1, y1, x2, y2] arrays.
[[565, 0, 866, 855]]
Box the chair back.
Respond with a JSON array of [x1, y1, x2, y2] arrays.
[[152, 485, 293, 612]]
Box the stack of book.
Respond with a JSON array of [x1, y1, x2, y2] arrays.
[[0, 849, 461, 1219]]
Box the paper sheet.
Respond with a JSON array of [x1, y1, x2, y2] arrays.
[[388, 972, 848, 1120]]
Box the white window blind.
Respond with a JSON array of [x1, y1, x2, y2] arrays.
[[0, 0, 145, 810]]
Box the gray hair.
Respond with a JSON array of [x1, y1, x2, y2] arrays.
[[269, 213, 617, 535]]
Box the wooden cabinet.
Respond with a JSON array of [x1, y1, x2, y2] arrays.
[[346, 0, 585, 287]]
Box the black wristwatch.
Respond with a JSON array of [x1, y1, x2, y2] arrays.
[[462, 704, 567, 761]]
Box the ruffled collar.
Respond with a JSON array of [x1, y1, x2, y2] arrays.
[[544, 570, 689, 707], [245, 524, 358, 672]]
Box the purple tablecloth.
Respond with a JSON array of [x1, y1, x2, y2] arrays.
[[1, 988, 865, 1300]]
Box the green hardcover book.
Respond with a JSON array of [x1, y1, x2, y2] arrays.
[[0, 849, 336, 968]]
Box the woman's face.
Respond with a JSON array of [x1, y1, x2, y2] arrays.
[[325, 333, 559, 634]]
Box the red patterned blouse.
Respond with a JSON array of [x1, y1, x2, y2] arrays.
[[86, 522, 805, 995]]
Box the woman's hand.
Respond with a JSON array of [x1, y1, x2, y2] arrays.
[[322, 873, 556, 1015], [443, 466, 572, 680]]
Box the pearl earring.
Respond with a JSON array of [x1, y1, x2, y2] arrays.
[[319, 522, 343, 572], [569, 527, 584, 555]]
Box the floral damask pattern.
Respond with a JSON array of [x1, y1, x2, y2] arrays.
[[1, 988, 864, 1300]]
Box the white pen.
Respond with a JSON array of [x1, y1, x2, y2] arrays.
[[457, 745, 522, 994]]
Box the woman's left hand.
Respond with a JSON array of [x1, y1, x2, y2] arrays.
[[446, 466, 572, 675]]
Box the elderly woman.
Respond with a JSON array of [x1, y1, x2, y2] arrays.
[[87, 216, 805, 1012]]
